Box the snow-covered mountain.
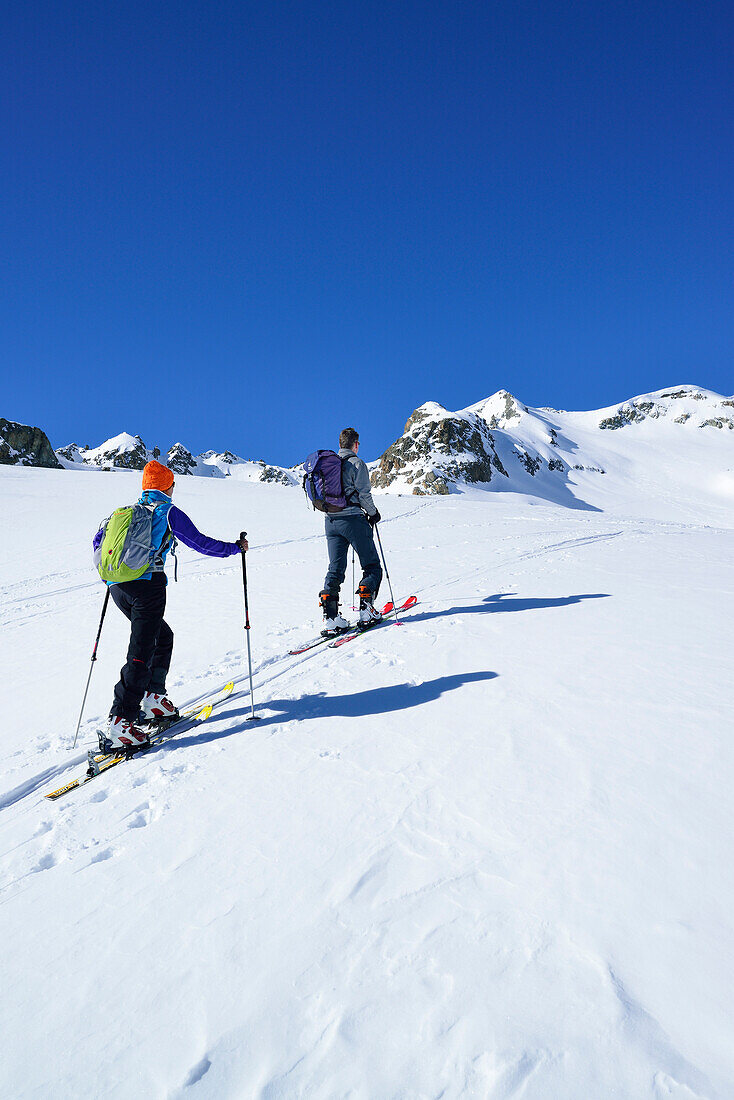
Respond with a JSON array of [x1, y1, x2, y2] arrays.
[[56, 433, 297, 485], [371, 385, 734, 519], [57, 431, 151, 471]]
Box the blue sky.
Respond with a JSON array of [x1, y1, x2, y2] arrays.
[[2, 1, 732, 465]]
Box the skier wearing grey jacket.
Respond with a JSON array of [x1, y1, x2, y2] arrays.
[[320, 427, 383, 634]]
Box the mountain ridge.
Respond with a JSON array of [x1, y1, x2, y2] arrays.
[[2, 385, 732, 517]]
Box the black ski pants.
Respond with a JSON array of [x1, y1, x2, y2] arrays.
[[323, 512, 382, 600], [109, 573, 174, 721]]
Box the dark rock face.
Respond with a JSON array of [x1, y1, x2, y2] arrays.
[[0, 419, 62, 468], [516, 450, 542, 476], [167, 443, 197, 475], [371, 406, 507, 495]]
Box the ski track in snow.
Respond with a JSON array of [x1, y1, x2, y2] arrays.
[[1, 466, 733, 1098]]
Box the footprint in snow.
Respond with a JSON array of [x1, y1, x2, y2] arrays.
[[165, 763, 196, 776], [127, 802, 151, 829], [89, 848, 114, 865], [32, 852, 57, 873], [183, 1056, 212, 1088]]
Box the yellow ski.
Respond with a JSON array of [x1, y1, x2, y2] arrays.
[[46, 682, 234, 801]]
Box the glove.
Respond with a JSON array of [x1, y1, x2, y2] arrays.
[[368, 510, 381, 526], [236, 536, 249, 552]]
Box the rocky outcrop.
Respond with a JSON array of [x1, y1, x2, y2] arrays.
[[598, 389, 734, 430], [257, 462, 295, 485], [699, 417, 734, 430], [515, 449, 542, 476], [207, 450, 239, 465], [56, 443, 85, 463], [370, 403, 508, 495], [0, 419, 62, 468], [167, 443, 198, 475], [599, 401, 658, 429]]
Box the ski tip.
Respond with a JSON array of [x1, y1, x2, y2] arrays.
[[45, 780, 81, 800], [381, 595, 417, 615], [223, 681, 235, 693], [197, 704, 214, 720]]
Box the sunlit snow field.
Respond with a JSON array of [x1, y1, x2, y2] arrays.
[[1, 460, 733, 1098]]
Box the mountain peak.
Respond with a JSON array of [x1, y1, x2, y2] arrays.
[[468, 391, 528, 425], [404, 402, 448, 433]]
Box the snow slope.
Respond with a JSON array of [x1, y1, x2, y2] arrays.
[[1, 461, 733, 1098]]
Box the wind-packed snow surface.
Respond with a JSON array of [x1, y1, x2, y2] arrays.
[[1, 445, 733, 1097]]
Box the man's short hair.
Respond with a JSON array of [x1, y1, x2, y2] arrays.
[[340, 427, 360, 450]]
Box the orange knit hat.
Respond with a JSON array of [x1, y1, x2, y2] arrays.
[[142, 460, 175, 493]]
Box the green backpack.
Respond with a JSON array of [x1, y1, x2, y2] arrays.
[[94, 503, 163, 583]]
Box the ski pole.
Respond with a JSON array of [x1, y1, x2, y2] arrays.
[[374, 524, 401, 624], [240, 532, 261, 721], [72, 587, 110, 748], [351, 547, 355, 610]]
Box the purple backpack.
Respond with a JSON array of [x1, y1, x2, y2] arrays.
[[303, 450, 348, 512]]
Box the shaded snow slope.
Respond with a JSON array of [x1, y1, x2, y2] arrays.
[[1, 465, 733, 1098]]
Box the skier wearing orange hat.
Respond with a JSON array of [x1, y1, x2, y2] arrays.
[[93, 460, 247, 752]]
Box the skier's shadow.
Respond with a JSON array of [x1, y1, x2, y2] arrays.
[[406, 592, 611, 624], [170, 670, 498, 747]]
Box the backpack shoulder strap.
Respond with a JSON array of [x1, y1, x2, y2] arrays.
[[340, 453, 360, 506]]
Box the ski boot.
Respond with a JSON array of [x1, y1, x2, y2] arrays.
[[357, 584, 383, 629], [319, 591, 350, 636], [100, 716, 150, 756], [140, 691, 180, 728]]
